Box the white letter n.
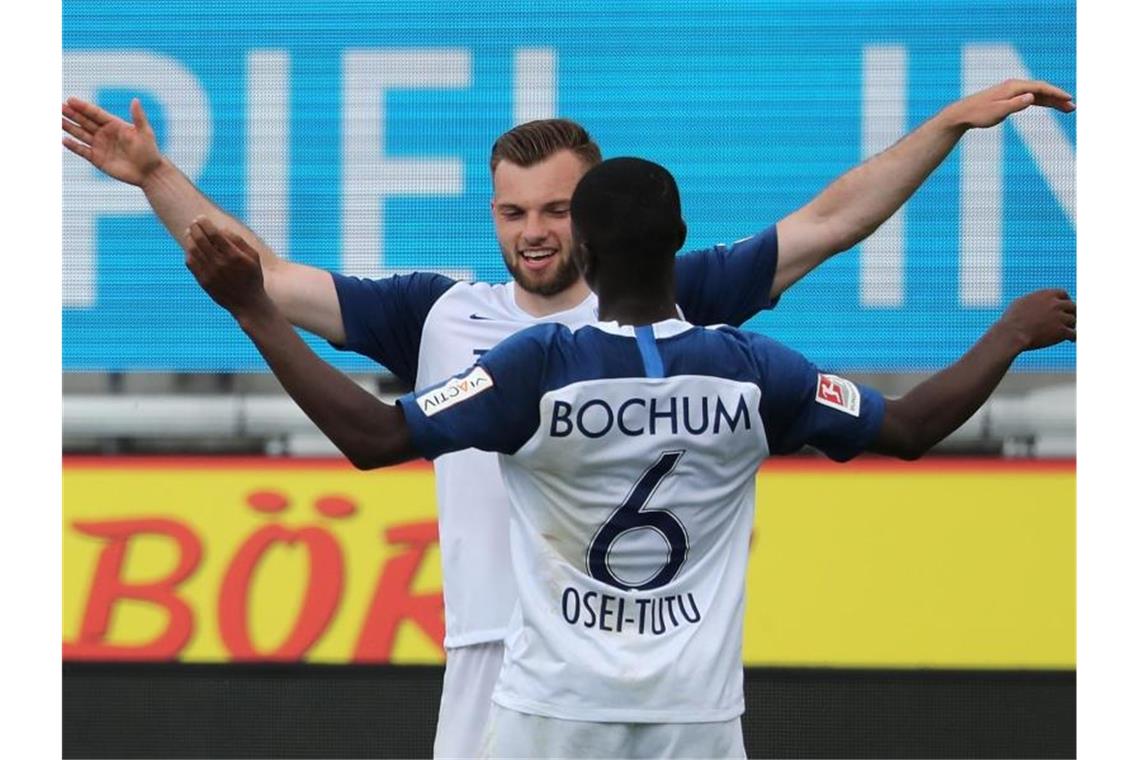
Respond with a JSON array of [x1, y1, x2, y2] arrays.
[[960, 44, 1075, 307]]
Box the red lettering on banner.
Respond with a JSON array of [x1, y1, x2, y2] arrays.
[[353, 521, 445, 662], [217, 493, 346, 661], [64, 518, 202, 660], [65, 485, 447, 664]]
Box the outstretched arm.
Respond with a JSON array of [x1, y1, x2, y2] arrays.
[[871, 289, 1076, 459], [62, 96, 345, 343], [183, 217, 413, 469], [773, 79, 1075, 297]]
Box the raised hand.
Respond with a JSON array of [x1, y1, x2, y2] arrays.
[[942, 79, 1075, 130], [997, 289, 1077, 351], [62, 96, 163, 186], [184, 216, 273, 319], [872, 287, 1075, 460]]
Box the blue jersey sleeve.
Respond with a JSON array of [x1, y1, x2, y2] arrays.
[[396, 324, 557, 460], [674, 226, 779, 327], [749, 333, 885, 462], [330, 272, 457, 385]]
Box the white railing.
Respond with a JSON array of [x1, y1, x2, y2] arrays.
[[63, 384, 1075, 457]]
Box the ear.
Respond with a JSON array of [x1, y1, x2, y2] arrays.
[[574, 240, 595, 283], [675, 220, 688, 252]]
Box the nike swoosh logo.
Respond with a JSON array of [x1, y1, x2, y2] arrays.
[[469, 313, 492, 320]]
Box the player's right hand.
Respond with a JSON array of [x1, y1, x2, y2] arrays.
[[996, 289, 1076, 351], [62, 96, 163, 187]]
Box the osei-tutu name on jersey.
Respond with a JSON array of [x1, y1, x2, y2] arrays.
[[561, 586, 702, 636]]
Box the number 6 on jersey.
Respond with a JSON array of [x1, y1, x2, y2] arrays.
[[586, 450, 689, 591]]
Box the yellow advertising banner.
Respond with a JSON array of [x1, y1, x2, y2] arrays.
[[62, 457, 1074, 667]]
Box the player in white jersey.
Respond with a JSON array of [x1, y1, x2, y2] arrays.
[[62, 79, 1074, 757], [181, 156, 1074, 758]]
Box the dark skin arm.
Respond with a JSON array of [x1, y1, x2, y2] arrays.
[[870, 289, 1076, 459], [184, 217, 415, 469]]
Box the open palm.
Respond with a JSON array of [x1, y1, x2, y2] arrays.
[[62, 97, 162, 187], [948, 79, 1074, 130]]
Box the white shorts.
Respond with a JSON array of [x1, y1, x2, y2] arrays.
[[478, 704, 746, 759], [433, 641, 505, 759]]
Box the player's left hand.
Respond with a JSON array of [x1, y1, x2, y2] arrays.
[[996, 288, 1076, 351], [943, 79, 1075, 130], [184, 216, 274, 318]]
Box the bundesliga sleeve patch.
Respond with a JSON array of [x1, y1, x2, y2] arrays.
[[815, 373, 861, 417], [416, 366, 494, 417]]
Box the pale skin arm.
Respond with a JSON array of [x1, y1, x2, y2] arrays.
[[772, 79, 1075, 298], [61, 96, 346, 343], [184, 218, 414, 469]]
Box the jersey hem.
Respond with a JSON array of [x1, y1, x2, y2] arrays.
[[492, 690, 745, 723]]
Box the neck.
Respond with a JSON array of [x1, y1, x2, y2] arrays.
[[513, 278, 593, 318], [595, 285, 679, 326]]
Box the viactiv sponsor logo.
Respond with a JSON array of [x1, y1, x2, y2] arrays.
[[416, 366, 494, 417]]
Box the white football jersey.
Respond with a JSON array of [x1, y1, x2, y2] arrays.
[[400, 318, 884, 721], [332, 229, 782, 648], [417, 282, 599, 646]]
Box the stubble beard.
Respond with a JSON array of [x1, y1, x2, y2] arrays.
[[507, 253, 582, 298]]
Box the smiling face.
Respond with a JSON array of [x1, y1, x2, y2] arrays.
[[491, 149, 592, 300]]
